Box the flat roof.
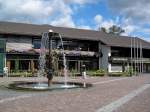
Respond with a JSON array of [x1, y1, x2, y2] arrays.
[[0, 21, 150, 49]]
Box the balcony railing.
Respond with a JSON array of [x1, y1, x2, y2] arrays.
[[110, 57, 150, 63], [55, 50, 98, 57]]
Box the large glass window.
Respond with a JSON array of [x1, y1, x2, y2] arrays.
[[111, 47, 131, 57], [19, 60, 30, 70], [57, 40, 98, 52], [33, 39, 57, 49], [33, 39, 41, 49]]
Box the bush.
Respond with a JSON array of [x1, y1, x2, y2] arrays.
[[9, 71, 33, 77], [95, 69, 105, 73], [125, 67, 134, 76], [94, 73, 105, 76], [108, 72, 123, 77], [108, 71, 132, 77], [87, 69, 105, 77]]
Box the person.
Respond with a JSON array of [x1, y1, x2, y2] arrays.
[[3, 67, 8, 77]]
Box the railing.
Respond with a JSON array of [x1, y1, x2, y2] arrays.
[[55, 50, 98, 57], [110, 57, 150, 63]]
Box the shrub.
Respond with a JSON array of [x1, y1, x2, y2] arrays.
[[108, 71, 132, 77], [9, 71, 33, 77], [108, 72, 123, 77], [125, 67, 134, 76], [95, 69, 105, 74], [87, 69, 105, 76]]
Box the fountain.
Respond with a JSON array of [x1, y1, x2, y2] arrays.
[[8, 30, 92, 91]]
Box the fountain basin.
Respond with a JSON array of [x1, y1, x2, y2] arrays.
[[8, 81, 92, 91]]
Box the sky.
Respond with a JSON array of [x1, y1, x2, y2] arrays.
[[0, 0, 149, 42]]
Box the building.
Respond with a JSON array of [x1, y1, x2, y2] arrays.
[[0, 21, 150, 76]]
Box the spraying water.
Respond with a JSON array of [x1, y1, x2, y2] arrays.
[[58, 34, 68, 86], [37, 32, 49, 78], [37, 31, 68, 86]]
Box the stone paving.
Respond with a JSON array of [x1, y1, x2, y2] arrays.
[[116, 88, 150, 112], [0, 75, 149, 112]]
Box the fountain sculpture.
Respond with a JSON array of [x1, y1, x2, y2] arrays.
[[8, 30, 92, 91]]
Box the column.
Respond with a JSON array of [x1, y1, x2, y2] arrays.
[[6, 60, 11, 72], [98, 42, 102, 69], [31, 60, 35, 73], [28, 61, 31, 72], [99, 42, 111, 72], [15, 60, 19, 72]]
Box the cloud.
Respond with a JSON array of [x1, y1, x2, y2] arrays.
[[94, 14, 103, 24], [64, 0, 100, 5], [120, 18, 150, 40], [100, 20, 115, 30], [0, 0, 149, 41], [0, 0, 54, 22], [106, 0, 150, 41], [107, 0, 150, 25], [94, 14, 116, 31], [121, 25, 137, 36], [94, 14, 150, 42], [51, 15, 75, 27], [77, 25, 91, 30], [0, 0, 100, 28], [0, 0, 73, 26]]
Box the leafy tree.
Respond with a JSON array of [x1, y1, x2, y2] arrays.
[[109, 25, 125, 35], [100, 27, 107, 33], [100, 25, 125, 35]]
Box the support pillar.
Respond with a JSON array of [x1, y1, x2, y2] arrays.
[[78, 60, 80, 72], [28, 61, 31, 72], [6, 60, 11, 72], [31, 60, 35, 73], [108, 63, 111, 72], [122, 62, 125, 72], [15, 60, 19, 72]]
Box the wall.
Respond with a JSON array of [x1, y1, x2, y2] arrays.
[[98, 42, 111, 72]]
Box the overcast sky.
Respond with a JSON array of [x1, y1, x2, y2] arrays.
[[0, 0, 149, 41]]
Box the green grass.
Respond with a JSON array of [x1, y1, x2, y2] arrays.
[[9, 72, 33, 77]]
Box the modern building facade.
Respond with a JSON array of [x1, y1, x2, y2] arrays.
[[0, 21, 150, 75]]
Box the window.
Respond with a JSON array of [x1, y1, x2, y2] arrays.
[[33, 39, 41, 49], [33, 39, 57, 49]]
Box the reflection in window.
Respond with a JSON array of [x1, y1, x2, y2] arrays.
[[33, 39, 57, 49], [33, 39, 41, 49]]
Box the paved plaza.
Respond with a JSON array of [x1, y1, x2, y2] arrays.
[[0, 75, 150, 112]]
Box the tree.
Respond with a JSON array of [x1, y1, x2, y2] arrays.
[[109, 25, 125, 35], [100, 25, 125, 35], [100, 27, 107, 33]]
